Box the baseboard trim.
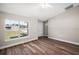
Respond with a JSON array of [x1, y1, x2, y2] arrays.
[[0, 38, 38, 50], [48, 37, 79, 46]]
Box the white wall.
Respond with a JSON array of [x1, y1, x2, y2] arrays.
[[48, 6, 79, 45], [38, 21, 43, 37], [0, 12, 38, 49]]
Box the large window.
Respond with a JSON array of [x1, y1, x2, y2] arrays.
[[5, 19, 28, 40]]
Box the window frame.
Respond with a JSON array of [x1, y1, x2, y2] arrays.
[[4, 19, 29, 42]]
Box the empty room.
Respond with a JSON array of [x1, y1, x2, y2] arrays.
[[0, 3, 79, 55]]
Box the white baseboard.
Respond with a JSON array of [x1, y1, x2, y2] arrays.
[[0, 38, 38, 49], [48, 37, 79, 46]]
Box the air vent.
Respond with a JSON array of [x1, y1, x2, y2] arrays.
[[65, 4, 73, 10]]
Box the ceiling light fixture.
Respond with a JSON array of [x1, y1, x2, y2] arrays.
[[40, 3, 51, 8]]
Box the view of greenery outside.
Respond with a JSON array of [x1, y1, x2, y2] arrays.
[[5, 19, 28, 40]]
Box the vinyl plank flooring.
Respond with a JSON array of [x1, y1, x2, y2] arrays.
[[0, 37, 79, 55]]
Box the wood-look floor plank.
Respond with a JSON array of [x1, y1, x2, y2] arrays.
[[33, 40, 57, 55], [38, 39, 71, 55], [0, 37, 79, 55], [40, 38, 79, 54]]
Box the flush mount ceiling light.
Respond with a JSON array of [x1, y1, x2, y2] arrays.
[[40, 3, 51, 8]]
